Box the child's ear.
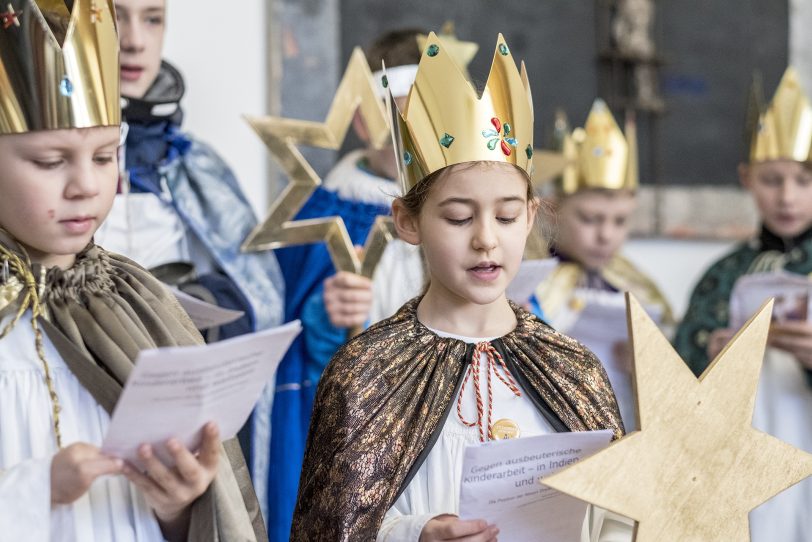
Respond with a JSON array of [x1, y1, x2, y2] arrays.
[[392, 199, 421, 245], [526, 196, 540, 235]]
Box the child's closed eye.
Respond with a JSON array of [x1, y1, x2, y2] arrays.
[[93, 155, 116, 165], [32, 159, 63, 170]]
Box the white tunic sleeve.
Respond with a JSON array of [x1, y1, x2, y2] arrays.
[[0, 458, 52, 542], [0, 313, 165, 541], [376, 509, 437, 542]]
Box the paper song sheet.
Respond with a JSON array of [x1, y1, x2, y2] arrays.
[[459, 430, 614, 541], [729, 271, 812, 329], [566, 291, 662, 432], [507, 258, 559, 303], [170, 287, 245, 330], [102, 321, 301, 465]]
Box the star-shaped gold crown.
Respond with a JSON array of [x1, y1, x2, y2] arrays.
[[533, 99, 638, 194], [543, 294, 812, 541], [241, 47, 395, 277], [389, 33, 534, 195], [0, 0, 120, 134], [750, 67, 812, 164]]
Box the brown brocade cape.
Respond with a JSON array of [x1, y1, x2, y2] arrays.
[[0, 234, 267, 542], [291, 297, 624, 541]]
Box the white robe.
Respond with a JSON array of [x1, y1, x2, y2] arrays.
[[376, 327, 634, 542], [0, 313, 164, 542], [749, 348, 812, 542], [95, 192, 214, 276]]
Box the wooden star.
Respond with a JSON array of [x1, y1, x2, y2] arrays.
[[543, 294, 812, 541], [241, 47, 395, 278]]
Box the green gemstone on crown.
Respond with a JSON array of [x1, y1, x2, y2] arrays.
[[381, 75, 389, 88], [499, 43, 509, 56], [403, 151, 413, 166], [526, 145, 534, 159], [427, 44, 440, 57], [439, 133, 455, 148]]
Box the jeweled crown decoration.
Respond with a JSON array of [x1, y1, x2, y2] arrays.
[[750, 67, 812, 164], [0, 0, 120, 134], [389, 32, 534, 195], [560, 99, 638, 194]]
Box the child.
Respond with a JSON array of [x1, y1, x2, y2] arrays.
[[674, 67, 812, 542], [291, 33, 626, 541], [96, 0, 284, 343], [0, 1, 264, 540], [534, 100, 672, 329], [533, 100, 672, 431], [264, 28, 425, 541]]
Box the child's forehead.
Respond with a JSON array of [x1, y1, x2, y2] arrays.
[[751, 159, 812, 176], [433, 164, 529, 202], [1, 126, 120, 149]]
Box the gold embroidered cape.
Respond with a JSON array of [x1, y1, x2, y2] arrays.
[[0, 233, 267, 542], [291, 297, 623, 540], [535, 255, 674, 326]]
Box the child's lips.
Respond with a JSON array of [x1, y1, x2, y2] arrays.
[[60, 216, 95, 234], [467, 263, 502, 282], [121, 65, 144, 82]]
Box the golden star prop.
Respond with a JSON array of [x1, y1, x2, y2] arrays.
[[543, 294, 812, 541], [241, 47, 395, 277], [417, 21, 478, 80]]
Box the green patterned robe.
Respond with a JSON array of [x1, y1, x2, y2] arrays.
[[674, 225, 812, 378]]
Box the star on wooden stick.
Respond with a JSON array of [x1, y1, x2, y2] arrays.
[[241, 47, 395, 277], [543, 294, 812, 541]]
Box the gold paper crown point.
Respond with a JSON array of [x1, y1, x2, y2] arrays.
[[750, 66, 812, 163], [0, 0, 120, 135], [416, 21, 479, 78], [393, 32, 534, 194], [557, 98, 637, 194]]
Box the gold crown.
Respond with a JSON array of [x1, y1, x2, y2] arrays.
[[534, 99, 638, 194], [389, 32, 534, 194], [750, 67, 812, 163], [0, 0, 120, 135]]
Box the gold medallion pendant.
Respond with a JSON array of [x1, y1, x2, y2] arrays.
[[490, 418, 521, 440]]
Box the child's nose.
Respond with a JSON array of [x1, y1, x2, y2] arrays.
[[472, 221, 498, 251], [119, 22, 146, 52], [65, 166, 101, 199]]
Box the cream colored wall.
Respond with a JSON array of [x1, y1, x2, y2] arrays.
[[162, 0, 270, 217], [623, 238, 738, 322], [790, 0, 812, 92]]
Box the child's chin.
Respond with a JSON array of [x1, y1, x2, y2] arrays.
[[461, 286, 506, 306]]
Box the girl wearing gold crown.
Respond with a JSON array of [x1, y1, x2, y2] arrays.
[[291, 33, 627, 541], [0, 1, 265, 540], [674, 67, 812, 542]]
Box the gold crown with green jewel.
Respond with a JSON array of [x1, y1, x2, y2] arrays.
[[388, 32, 534, 195], [533, 99, 638, 194], [750, 67, 812, 164], [0, 0, 120, 135]]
